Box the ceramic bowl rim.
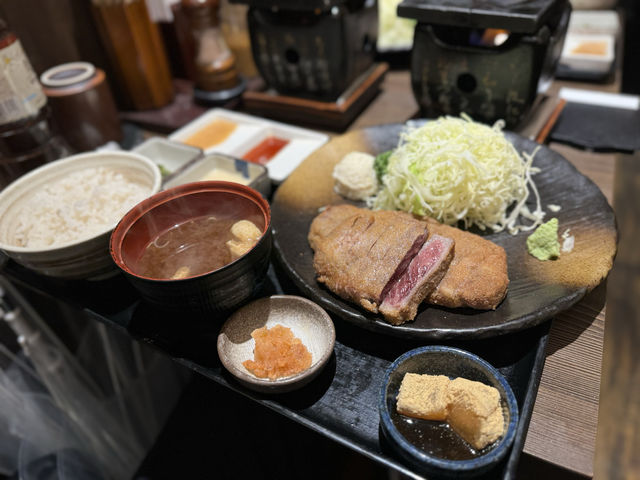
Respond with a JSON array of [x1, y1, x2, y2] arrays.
[[0, 151, 161, 253], [109, 180, 271, 282], [216, 294, 336, 390], [378, 345, 519, 473]]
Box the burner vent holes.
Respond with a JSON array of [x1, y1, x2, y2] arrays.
[[457, 73, 477, 93], [285, 49, 300, 64]]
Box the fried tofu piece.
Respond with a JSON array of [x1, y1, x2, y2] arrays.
[[171, 266, 191, 279], [227, 220, 262, 259]]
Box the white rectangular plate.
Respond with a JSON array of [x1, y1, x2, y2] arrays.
[[169, 108, 329, 183]]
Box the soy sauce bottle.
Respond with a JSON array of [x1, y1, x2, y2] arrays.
[[0, 17, 69, 189], [0, 18, 46, 126]]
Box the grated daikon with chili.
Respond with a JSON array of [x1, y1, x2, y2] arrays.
[[243, 324, 312, 380]]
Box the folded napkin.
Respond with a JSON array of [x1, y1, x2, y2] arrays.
[[550, 101, 640, 152]]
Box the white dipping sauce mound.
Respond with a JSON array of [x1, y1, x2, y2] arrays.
[[332, 151, 378, 201], [12, 166, 150, 248]]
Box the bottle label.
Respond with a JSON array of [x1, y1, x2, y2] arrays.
[[0, 39, 46, 124]]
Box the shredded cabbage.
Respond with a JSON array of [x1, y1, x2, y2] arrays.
[[369, 115, 545, 234]]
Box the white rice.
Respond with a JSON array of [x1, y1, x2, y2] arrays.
[[12, 166, 151, 248]]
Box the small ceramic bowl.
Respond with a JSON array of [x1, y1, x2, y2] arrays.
[[217, 295, 335, 393], [132, 137, 203, 179], [110, 181, 272, 315], [163, 153, 271, 198], [0, 151, 161, 280], [379, 346, 518, 478]]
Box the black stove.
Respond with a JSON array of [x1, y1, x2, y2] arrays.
[[230, 0, 378, 101], [398, 0, 571, 128]]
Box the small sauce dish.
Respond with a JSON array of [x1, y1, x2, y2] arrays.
[[217, 295, 335, 393], [163, 153, 271, 198]]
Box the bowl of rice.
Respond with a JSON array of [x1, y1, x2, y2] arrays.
[[0, 151, 161, 279]]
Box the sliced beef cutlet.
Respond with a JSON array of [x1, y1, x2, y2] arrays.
[[423, 218, 509, 310], [308, 205, 454, 325], [379, 233, 454, 324]]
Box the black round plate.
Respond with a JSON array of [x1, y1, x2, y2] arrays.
[[270, 122, 617, 339]]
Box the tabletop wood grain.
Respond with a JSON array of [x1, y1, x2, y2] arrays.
[[594, 152, 640, 480], [340, 70, 619, 477]]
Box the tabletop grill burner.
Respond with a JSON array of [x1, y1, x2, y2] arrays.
[[230, 0, 377, 101], [398, 0, 571, 128]]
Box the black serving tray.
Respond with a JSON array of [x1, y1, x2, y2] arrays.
[[1, 260, 549, 480]]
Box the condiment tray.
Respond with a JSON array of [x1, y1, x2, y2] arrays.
[[169, 108, 329, 183]]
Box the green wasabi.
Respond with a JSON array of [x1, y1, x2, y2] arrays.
[[527, 218, 560, 260]]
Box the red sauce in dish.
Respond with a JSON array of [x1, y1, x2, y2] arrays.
[[243, 136, 289, 165]]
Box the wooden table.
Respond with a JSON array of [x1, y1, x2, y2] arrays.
[[326, 70, 616, 478]]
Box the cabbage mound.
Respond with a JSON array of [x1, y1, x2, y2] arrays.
[[369, 116, 545, 234]]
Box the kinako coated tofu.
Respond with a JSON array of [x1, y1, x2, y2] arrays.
[[396, 373, 505, 450], [396, 373, 450, 421]]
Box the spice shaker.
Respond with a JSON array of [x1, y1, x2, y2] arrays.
[[182, 0, 246, 104]]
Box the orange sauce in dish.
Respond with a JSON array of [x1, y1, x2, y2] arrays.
[[571, 41, 607, 56], [243, 136, 289, 165], [243, 324, 312, 380], [183, 118, 237, 149]]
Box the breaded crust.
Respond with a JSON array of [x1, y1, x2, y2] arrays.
[[423, 218, 509, 310], [309, 205, 429, 314]]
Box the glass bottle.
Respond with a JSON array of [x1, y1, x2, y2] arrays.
[[0, 17, 70, 190], [0, 17, 47, 129]]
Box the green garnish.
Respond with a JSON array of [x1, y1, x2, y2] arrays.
[[158, 164, 172, 178], [526, 218, 560, 261], [374, 150, 393, 182]]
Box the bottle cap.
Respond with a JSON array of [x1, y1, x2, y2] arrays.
[[40, 62, 96, 88]]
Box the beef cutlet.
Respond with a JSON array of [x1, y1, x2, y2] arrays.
[[379, 233, 454, 324], [423, 218, 508, 310], [308, 205, 454, 325], [308, 205, 509, 322]]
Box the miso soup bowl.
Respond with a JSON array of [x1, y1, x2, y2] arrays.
[[109, 181, 272, 316]]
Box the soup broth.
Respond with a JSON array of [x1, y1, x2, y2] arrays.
[[135, 214, 263, 279]]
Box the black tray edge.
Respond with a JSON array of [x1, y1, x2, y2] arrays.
[[503, 321, 550, 480]]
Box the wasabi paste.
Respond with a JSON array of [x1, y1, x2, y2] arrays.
[[527, 218, 560, 260]]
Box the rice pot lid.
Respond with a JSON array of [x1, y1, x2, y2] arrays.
[[397, 0, 569, 34]]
